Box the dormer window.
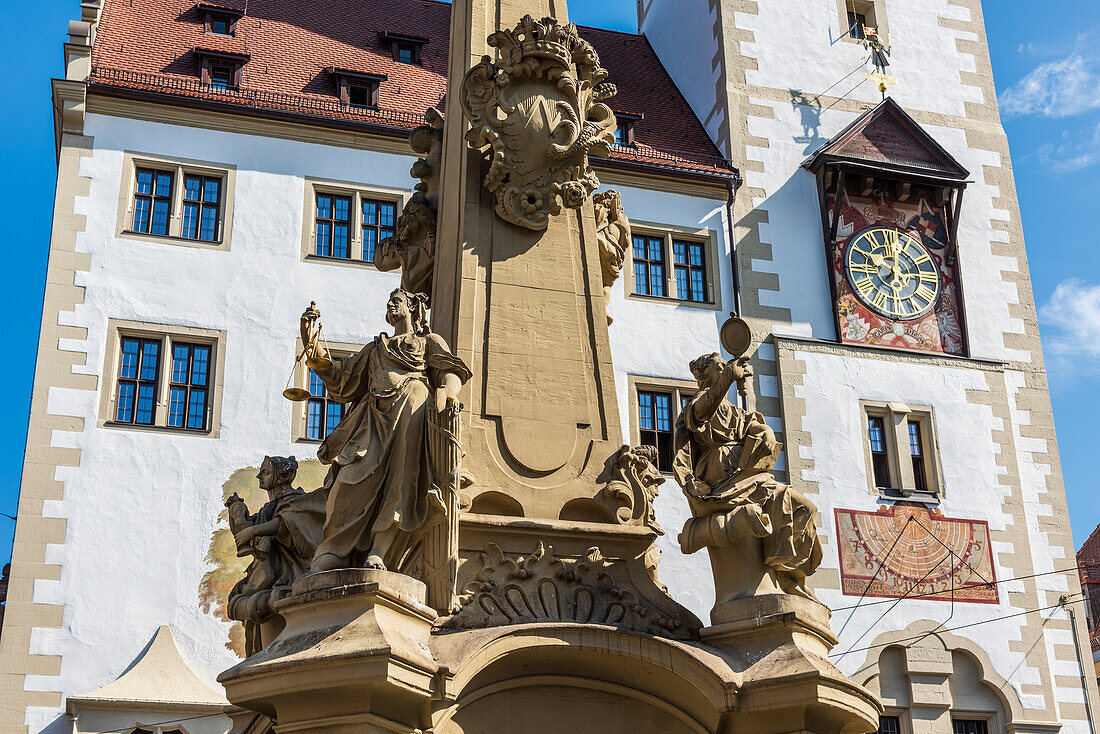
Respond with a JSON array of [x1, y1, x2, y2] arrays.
[[329, 68, 386, 110], [194, 49, 249, 91], [379, 32, 428, 66], [197, 4, 243, 37], [614, 113, 642, 147]]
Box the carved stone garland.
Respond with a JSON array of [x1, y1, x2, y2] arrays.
[[461, 15, 618, 230], [446, 542, 690, 638]]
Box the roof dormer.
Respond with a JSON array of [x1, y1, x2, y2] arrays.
[[378, 31, 429, 65], [197, 3, 244, 37]]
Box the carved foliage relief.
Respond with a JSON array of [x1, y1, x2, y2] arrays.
[[461, 15, 618, 230], [446, 542, 693, 639]]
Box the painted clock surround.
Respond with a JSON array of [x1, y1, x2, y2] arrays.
[[827, 185, 965, 356]]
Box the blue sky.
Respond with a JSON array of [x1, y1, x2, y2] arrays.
[[2, 1, 1099, 567]]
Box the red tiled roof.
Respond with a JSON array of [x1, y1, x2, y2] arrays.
[[88, 0, 734, 178]]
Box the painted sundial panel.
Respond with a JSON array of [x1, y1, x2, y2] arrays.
[[834, 504, 998, 604]]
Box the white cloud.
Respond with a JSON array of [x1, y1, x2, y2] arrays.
[[1037, 123, 1100, 173], [1039, 280, 1100, 378], [999, 53, 1100, 118]]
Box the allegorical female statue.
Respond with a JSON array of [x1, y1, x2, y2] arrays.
[[303, 289, 472, 574], [226, 455, 326, 655], [673, 353, 822, 603]]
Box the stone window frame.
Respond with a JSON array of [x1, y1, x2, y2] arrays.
[[300, 177, 407, 269], [950, 713, 995, 734], [626, 374, 697, 474], [877, 710, 910, 734], [836, 0, 888, 44], [116, 151, 236, 251], [290, 337, 360, 443], [623, 220, 722, 311], [859, 400, 943, 502], [99, 319, 227, 438]]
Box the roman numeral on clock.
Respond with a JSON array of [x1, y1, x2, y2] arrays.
[[915, 284, 937, 304]]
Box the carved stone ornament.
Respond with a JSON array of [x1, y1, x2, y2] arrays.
[[592, 189, 632, 323], [461, 15, 618, 230], [600, 444, 663, 534], [374, 108, 444, 298], [446, 542, 691, 638]]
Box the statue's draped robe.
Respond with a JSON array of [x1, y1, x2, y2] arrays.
[[314, 332, 471, 569], [673, 396, 822, 592], [227, 486, 327, 655]]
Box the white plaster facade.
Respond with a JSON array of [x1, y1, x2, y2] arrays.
[[641, 0, 1100, 731], [4, 0, 1098, 732]]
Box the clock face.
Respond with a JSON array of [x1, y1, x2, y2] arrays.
[[844, 227, 941, 320]]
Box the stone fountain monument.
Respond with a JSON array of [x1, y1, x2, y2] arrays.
[[217, 2, 882, 732]]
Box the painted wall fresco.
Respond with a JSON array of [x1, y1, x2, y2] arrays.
[[834, 503, 997, 604], [828, 190, 965, 356], [199, 459, 330, 657]]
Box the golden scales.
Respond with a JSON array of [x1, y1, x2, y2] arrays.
[[283, 301, 334, 402]]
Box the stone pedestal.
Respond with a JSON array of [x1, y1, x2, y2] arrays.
[[703, 594, 880, 734], [218, 569, 438, 734]]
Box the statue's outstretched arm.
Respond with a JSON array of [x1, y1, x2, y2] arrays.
[[691, 358, 749, 425]]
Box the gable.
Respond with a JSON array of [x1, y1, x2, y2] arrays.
[[804, 98, 968, 180]]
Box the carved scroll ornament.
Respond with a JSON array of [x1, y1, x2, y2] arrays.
[[446, 542, 690, 638], [461, 15, 618, 230], [601, 444, 663, 534]]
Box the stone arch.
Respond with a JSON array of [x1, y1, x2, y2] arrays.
[[435, 625, 737, 734], [850, 619, 1052, 730]]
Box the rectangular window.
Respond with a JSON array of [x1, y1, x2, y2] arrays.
[[614, 117, 636, 147], [168, 343, 212, 430], [848, 11, 867, 38], [315, 193, 352, 259], [182, 175, 221, 242], [908, 420, 928, 493], [348, 83, 378, 109], [952, 721, 988, 734], [673, 239, 707, 302], [633, 234, 666, 297], [209, 15, 231, 35], [116, 337, 160, 425], [132, 168, 173, 236], [362, 198, 397, 262], [638, 390, 675, 472], [210, 64, 233, 90], [306, 369, 345, 441], [877, 717, 901, 734], [868, 415, 892, 489]]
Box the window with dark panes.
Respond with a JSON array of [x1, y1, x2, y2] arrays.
[[848, 11, 867, 38], [362, 198, 397, 262], [952, 721, 988, 734], [908, 420, 928, 492], [116, 337, 160, 425], [348, 83, 378, 109], [633, 234, 666, 297], [614, 117, 636, 147], [868, 415, 891, 488], [168, 343, 211, 430], [638, 390, 674, 472], [132, 168, 173, 236], [315, 193, 351, 258], [673, 239, 708, 302], [210, 64, 233, 90], [394, 43, 420, 64], [306, 369, 344, 441], [209, 15, 231, 35], [182, 175, 221, 242], [877, 717, 900, 734]]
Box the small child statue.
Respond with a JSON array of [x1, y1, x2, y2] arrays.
[[225, 456, 327, 656]]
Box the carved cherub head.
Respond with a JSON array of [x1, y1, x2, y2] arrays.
[[257, 456, 298, 498]]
